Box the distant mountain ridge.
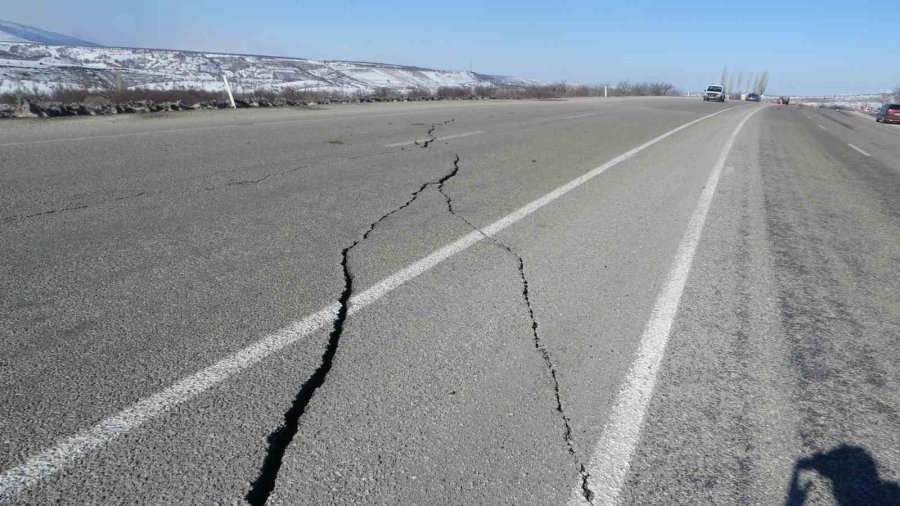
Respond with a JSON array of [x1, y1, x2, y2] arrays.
[[0, 19, 99, 46], [0, 20, 539, 95]]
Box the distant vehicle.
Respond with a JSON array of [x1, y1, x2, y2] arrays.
[[745, 93, 761, 102], [876, 103, 900, 124], [780, 97, 790, 105], [703, 85, 726, 102]]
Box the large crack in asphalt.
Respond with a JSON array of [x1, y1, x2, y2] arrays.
[[246, 120, 594, 502], [246, 121, 460, 505], [437, 159, 596, 504]]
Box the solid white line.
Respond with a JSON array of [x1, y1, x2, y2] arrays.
[[0, 106, 737, 502], [847, 143, 870, 157], [569, 105, 764, 506], [383, 130, 485, 148]]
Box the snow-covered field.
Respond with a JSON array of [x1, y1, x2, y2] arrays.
[[0, 42, 539, 95], [791, 93, 895, 113]]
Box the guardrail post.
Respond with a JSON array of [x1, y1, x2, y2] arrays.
[[222, 76, 237, 109]]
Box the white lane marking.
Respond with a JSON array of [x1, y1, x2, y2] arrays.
[[563, 113, 597, 120], [847, 143, 871, 157], [818, 124, 827, 130], [383, 130, 485, 147], [569, 105, 765, 506], [0, 106, 737, 502]]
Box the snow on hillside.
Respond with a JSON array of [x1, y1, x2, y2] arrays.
[[0, 42, 540, 95], [0, 20, 99, 46]]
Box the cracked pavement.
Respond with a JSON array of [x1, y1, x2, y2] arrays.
[[2, 99, 899, 504]]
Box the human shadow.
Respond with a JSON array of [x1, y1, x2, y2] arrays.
[[786, 444, 900, 505]]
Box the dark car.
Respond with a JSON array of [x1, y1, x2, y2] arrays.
[[876, 103, 900, 124], [745, 93, 761, 102]]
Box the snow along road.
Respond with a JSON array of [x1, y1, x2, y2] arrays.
[[1, 98, 898, 504]]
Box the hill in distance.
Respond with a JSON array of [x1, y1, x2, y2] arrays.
[[0, 20, 538, 95], [0, 19, 99, 46]]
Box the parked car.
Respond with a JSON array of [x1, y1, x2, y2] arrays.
[[876, 103, 900, 124], [703, 85, 726, 102], [745, 93, 761, 102]]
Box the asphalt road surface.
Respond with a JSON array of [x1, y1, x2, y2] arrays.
[[1, 98, 898, 505]]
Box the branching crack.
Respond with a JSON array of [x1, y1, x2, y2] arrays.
[[418, 119, 455, 148], [245, 149, 465, 505], [437, 156, 596, 505]]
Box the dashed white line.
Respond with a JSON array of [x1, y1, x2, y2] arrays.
[[847, 143, 871, 157], [383, 130, 485, 147], [569, 105, 765, 505], [817, 124, 827, 130], [0, 106, 737, 502], [563, 113, 597, 120]]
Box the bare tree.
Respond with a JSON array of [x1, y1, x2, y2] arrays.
[[726, 74, 737, 96], [755, 71, 769, 95]]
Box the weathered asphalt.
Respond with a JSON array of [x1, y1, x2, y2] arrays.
[[0, 98, 897, 504]]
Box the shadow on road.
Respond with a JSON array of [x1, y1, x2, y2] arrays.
[[786, 445, 900, 505]]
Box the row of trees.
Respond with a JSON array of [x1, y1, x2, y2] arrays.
[[720, 67, 770, 96], [2, 80, 683, 106]]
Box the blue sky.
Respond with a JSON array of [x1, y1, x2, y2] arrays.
[[5, 0, 898, 95]]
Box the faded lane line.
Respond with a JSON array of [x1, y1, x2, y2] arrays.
[[0, 106, 737, 503], [847, 143, 871, 157], [0, 107, 470, 147], [0, 123, 242, 147], [383, 130, 485, 148], [818, 124, 827, 130], [569, 105, 765, 506], [563, 113, 597, 120]]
